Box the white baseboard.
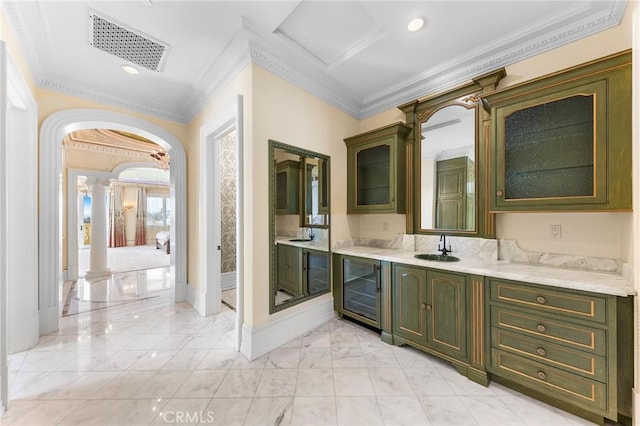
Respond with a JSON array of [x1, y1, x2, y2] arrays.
[[240, 296, 334, 360], [221, 271, 236, 290], [186, 283, 206, 316], [39, 306, 59, 335]]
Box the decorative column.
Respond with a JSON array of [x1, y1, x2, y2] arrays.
[[85, 177, 111, 281]]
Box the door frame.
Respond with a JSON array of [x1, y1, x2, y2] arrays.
[[0, 41, 38, 413], [199, 95, 244, 349], [39, 109, 187, 335]]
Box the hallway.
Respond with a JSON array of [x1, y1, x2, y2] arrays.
[[1, 270, 594, 425]]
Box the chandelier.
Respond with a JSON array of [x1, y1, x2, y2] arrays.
[[150, 150, 170, 170]]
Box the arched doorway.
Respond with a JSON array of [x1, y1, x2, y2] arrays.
[[38, 109, 187, 334]]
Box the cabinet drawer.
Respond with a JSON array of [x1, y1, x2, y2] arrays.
[[491, 349, 607, 412], [491, 327, 606, 382], [490, 280, 607, 324], [491, 306, 606, 356]]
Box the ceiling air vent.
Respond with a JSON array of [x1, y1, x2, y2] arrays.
[[88, 9, 169, 72]]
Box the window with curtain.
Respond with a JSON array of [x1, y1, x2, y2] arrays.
[[146, 196, 170, 226]]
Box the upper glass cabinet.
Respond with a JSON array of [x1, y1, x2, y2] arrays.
[[344, 122, 412, 214], [486, 51, 632, 212]]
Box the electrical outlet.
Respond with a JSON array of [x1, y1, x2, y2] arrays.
[[549, 224, 562, 239]]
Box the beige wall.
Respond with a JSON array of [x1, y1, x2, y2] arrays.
[[249, 64, 360, 327], [348, 4, 634, 262], [184, 65, 253, 312]]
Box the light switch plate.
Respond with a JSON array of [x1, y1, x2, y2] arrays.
[[549, 224, 562, 239]]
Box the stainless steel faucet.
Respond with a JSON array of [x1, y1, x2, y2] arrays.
[[307, 227, 315, 241]]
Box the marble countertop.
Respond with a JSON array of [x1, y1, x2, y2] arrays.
[[332, 246, 636, 297], [276, 237, 329, 252]]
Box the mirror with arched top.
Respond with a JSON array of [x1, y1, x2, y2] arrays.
[[418, 103, 477, 232]]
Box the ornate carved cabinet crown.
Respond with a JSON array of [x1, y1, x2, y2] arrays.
[[484, 50, 632, 212]]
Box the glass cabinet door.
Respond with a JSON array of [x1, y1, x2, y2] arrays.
[[356, 143, 391, 206], [305, 250, 329, 296], [342, 257, 380, 324]]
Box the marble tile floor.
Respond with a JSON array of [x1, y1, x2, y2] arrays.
[[3, 286, 602, 425]]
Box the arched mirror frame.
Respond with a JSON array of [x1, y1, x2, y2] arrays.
[[399, 68, 506, 237]]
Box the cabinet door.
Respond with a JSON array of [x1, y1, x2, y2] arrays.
[[488, 52, 632, 212], [275, 161, 300, 215], [427, 270, 467, 361], [344, 122, 410, 214], [277, 244, 301, 297], [392, 264, 427, 343], [341, 256, 381, 326], [305, 249, 329, 296]]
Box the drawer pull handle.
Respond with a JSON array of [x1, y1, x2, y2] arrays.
[[537, 371, 546, 380], [497, 190, 503, 196], [536, 296, 546, 304], [421, 303, 426, 309], [537, 347, 547, 356], [537, 324, 546, 332], [425, 304, 433, 311]]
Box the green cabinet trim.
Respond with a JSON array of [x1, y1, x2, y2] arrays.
[[486, 50, 632, 212], [275, 160, 301, 215], [344, 122, 411, 214]]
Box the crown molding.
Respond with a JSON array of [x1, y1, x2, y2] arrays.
[[63, 138, 153, 160], [2, 0, 628, 123]]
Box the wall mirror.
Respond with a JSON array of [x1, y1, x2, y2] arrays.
[[417, 102, 478, 233], [269, 140, 331, 313]]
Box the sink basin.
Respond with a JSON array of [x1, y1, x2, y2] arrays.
[[414, 253, 460, 262], [289, 238, 313, 242]]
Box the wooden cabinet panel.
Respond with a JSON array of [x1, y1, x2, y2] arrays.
[[487, 51, 631, 211], [277, 244, 302, 297], [427, 270, 467, 360], [344, 122, 411, 214], [392, 264, 427, 342], [490, 280, 607, 324]]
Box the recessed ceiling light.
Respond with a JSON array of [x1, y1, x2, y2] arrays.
[[121, 64, 139, 75], [408, 17, 425, 32]]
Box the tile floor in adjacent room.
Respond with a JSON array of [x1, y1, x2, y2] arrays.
[[2, 270, 599, 425]]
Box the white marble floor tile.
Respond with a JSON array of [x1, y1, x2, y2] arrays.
[[333, 368, 375, 396], [244, 397, 294, 426], [58, 398, 168, 425], [12, 371, 84, 401], [92, 349, 149, 371], [291, 396, 337, 426], [122, 333, 168, 350], [420, 395, 479, 426], [183, 333, 223, 349], [0, 400, 85, 426], [214, 369, 262, 397], [368, 367, 415, 396], [91, 371, 156, 399], [296, 368, 335, 396], [173, 369, 227, 398], [230, 353, 268, 370], [265, 347, 302, 369], [301, 328, 332, 348], [256, 368, 298, 397], [330, 328, 360, 348], [128, 349, 177, 370], [204, 397, 252, 426], [46, 371, 120, 400], [331, 347, 365, 368], [392, 345, 439, 369], [196, 348, 238, 370], [299, 347, 333, 369], [362, 346, 400, 367], [160, 348, 209, 371], [135, 371, 191, 398], [464, 395, 523, 426], [404, 367, 457, 396], [335, 396, 384, 426], [377, 395, 432, 425], [498, 394, 582, 425]]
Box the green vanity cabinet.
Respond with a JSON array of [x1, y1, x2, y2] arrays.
[[392, 264, 468, 363], [276, 243, 302, 297], [275, 160, 301, 215], [344, 122, 412, 214], [333, 254, 392, 333], [486, 50, 631, 212], [487, 278, 633, 424]]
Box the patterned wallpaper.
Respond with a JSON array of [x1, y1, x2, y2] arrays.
[[220, 131, 237, 274]]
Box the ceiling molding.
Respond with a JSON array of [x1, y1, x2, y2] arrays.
[[63, 139, 153, 159], [2, 0, 628, 123]]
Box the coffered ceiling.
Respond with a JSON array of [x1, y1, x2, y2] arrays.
[[2, 0, 627, 123]]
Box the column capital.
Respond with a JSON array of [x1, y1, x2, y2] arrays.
[[85, 177, 111, 187]]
